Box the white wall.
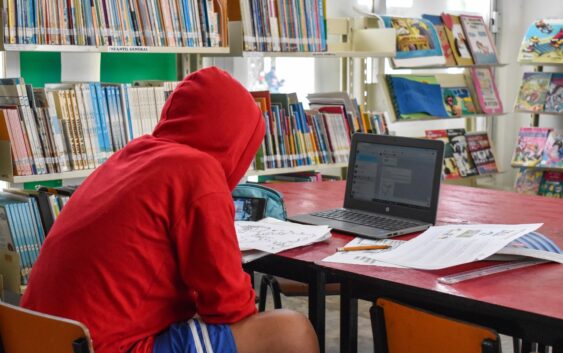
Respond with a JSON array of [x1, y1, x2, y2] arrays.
[[494, 0, 563, 190]]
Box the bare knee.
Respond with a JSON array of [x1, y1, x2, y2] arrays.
[[231, 309, 319, 353]]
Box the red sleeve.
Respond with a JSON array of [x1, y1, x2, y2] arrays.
[[171, 192, 257, 324]]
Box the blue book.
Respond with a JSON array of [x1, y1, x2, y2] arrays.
[[121, 84, 134, 142], [4, 203, 27, 284], [89, 83, 109, 159], [388, 76, 450, 118], [271, 105, 287, 167], [98, 86, 115, 152], [112, 86, 126, 148], [10, 202, 31, 283], [29, 198, 46, 245], [19, 202, 40, 266]]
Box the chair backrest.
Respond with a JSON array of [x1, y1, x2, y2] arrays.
[[371, 298, 500, 353], [0, 301, 93, 353]]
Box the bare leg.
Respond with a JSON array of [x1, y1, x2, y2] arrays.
[[230, 309, 319, 353]]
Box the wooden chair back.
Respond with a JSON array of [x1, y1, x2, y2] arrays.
[[0, 301, 93, 353], [371, 298, 500, 353]]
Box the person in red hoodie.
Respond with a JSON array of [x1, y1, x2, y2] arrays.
[[21, 67, 319, 353]]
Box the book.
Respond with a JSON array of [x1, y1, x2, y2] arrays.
[[422, 14, 456, 66], [465, 132, 498, 175], [518, 19, 563, 64], [382, 16, 445, 68], [425, 129, 460, 179], [441, 13, 474, 66], [469, 67, 503, 114], [447, 128, 478, 177], [514, 168, 544, 195], [538, 171, 563, 198], [539, 130, 563, 168], [442, 87, 477, 116], [544, 73, 563, 113], [515, 72, 552, 112], [386, 75, 450, 120], [459, 15, 498, 65], [511, 127, 552, 167]]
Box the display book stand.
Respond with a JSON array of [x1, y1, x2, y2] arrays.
[[511, 19, 563, 197], [370, 21, 507, 186], [0, 4, 397, 188]]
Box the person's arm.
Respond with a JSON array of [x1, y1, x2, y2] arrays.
[[171, 192, 257, 324]]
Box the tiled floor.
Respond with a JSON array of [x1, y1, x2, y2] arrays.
[[261, 293, 515, 353]]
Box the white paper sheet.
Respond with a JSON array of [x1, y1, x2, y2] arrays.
[[370, 224, 543, 270], [236, 217, 331, 254], [322, 237, 405, 267]]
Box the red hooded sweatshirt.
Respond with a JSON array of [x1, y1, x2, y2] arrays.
[[21, 67, 265, 353]]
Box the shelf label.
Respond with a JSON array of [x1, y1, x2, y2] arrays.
[[107, 46, 150, 53]]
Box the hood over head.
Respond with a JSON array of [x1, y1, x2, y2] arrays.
[[153, 67, 265, 190]]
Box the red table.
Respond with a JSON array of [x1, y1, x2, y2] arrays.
[[264, 181, 563, 352]]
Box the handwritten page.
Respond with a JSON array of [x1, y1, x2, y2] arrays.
[[236, 218, 331, 254], [322, 237, 405, 267], [370, 224, 542, 270]]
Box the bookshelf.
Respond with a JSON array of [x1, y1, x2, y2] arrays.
[[245, 163, 348, 177], [511, 18, 562, 197], [2, 44, 231, 54]]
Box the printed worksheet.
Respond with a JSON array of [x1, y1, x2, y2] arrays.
[[370, 223, 542, 270], [236, 218, 331, 254], [322, 237, 405, 267]]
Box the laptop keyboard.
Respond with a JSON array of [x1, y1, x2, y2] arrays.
[[311, 209, 420, 231]]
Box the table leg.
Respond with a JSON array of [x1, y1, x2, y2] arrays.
[[309, 270, 326, 353], [340, 280, 358, 353]]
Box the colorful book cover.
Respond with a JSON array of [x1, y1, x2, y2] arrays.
[[465, 132, 498, 175], [441, 13, 474, 66], [382, 16, 445, 68], [422, 14, 456, 66], [442, 87, 477, 116], [538, 171, 563, 198], [446, 128, 478, 177], [518, 19, 563, 64], [515, 72, 552, 112], [459, 15, 498, 65], [386, 75, 450, 119], [514, 168, 544, 195], [469, 67, 503, 114], [425, 129, 460, 179], [540, 130, 563, 168], [545, 73, 563, 113], [511, 127, 552, 167]]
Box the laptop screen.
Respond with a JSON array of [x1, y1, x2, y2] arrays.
[[349, 142, 438, 209]]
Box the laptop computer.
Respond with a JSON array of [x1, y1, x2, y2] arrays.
[[288, 133, 445, 239]]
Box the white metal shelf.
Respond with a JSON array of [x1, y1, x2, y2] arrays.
[[2, 44, 230, 54], [245, 163, 348, 177], [1, 170, 94, 184]]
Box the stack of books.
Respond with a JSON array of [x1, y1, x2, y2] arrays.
[[0, 77, 179, 177], [425, 129, 498, 179], [385, 69, 503, 121], [383, 13, 499, 68], [250, 90, 389, 171], [2, 0, 227, 47], [239, 0, 327, 52]]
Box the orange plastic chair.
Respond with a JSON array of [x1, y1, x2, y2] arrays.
[[371, 298, 500, 353], [0, 301, 93, 353]]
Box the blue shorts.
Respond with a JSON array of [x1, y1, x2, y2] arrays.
[[153, 319, 237, 353]]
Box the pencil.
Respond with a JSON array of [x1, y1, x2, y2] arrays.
[[336, 245, 391, 252]]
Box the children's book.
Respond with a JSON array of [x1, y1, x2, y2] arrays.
[[442, 87, 477, 116], [544, 73, 563, 113], [425, 129, 460, 179], [422, 14, 457, 66], [514, 72, 552, 112], [538, 171, 563, 198], [514, 168, 544, 195], [540, 130, 563, 168], [511, 127, 552, 167], [441, 13, 474, 66], [447, 128, 478, 177], [465, 132, 498, 175], [518, 19, 563, 64], [386, 75, 450, 120], [469, 67, 503, 114], [382, 16, 445, 68], [459, 15, 498, 65]]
